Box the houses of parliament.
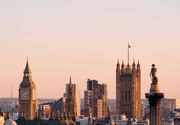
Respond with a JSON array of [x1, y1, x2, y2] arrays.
[[18, 59, 78, 120], [19, 59, 36, 120], [116, 60, 141, 119], [18, 51, 141, 123]]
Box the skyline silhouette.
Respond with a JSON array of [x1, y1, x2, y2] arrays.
[[0, 0, 180, 99]]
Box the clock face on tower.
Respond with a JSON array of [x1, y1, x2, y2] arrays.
[[20, 89, 29, 100]]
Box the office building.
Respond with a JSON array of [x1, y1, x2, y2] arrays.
[[84, 79, 108, 117]]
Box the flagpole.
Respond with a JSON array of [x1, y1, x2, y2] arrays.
[[128, 42, 129, 65]]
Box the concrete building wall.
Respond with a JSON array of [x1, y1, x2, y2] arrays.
[[84, 90, 93, 107], [85, 79, 108, 117], [176, 99, 180, 108]]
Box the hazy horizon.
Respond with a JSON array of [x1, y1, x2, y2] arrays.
[[0, 0, 180, 99]]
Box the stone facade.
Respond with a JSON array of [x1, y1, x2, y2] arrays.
[[116, 60, 141, 119], [52, 97, 66, 117], [19, 59, 36, 120], [16, 119, 75, 125], [65, 77, 77, 117], [146, 93, 164, 125], [66, 83, 80, 116]]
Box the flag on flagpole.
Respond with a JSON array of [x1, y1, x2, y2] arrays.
[[128, 43, 131, 48]]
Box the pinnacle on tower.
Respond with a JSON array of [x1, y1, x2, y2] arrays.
[[137, 60, 140, 69], [24, 58, 31, 73], [132, 59, 136, 69], [116, 59, 120, 68], [121, 60, 124, 69]]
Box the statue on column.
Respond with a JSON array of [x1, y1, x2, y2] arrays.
[[150, 64, 158, 84]]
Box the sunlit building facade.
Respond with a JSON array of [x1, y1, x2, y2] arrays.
[[116, 60, 141, 119]]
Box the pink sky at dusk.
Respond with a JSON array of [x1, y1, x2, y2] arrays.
[[0, 0, 180, 99]]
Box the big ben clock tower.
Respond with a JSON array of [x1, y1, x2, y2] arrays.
[[19, 59, 36, 120]]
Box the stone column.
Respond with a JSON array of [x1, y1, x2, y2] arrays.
[[145, 64, 164, 125], [146, 93, 163, 125]]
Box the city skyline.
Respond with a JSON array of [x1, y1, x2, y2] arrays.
[[0, 0, 180, 99]]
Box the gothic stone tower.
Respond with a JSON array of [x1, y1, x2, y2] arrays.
[[19, 59, 36, 120], [65, 77, 77, 117], [116, 60, 141, 119]]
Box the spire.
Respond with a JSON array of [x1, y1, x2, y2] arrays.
[[20, 58, 35, 87], [24, 58, 31, 73], [69, 76, 72, 85], [69, 76, 73, 97]]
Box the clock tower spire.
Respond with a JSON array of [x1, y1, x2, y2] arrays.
[[19, 58, 36, 120]]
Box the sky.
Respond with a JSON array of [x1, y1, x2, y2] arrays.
[[0, 0, 180, 99]]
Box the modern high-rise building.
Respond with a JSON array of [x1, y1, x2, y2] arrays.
[[19, 59, 36, 120], [66, 79, 80, 116], [116, 60, 141, 119], [84, 79, 108, 118], [97, 99, 103, 118], [65, 77, 77, 117], [84, 90, 93, 109], [100, 83, 108, 117], [84, 90, 93, 117], [86, 79, 98, 117]]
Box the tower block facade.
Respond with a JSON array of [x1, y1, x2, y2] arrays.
[[116, 60, 141, 119], [19, 59, 36, 120]]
